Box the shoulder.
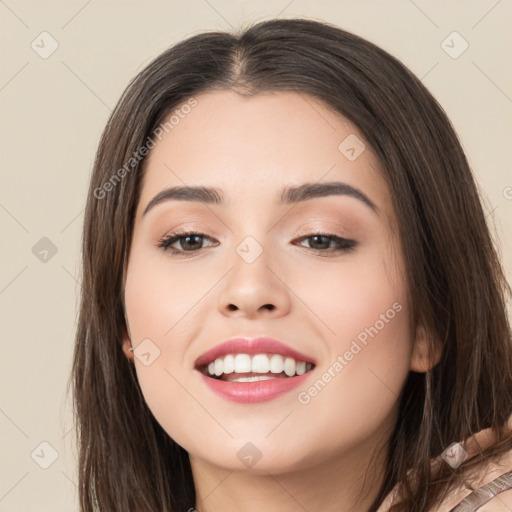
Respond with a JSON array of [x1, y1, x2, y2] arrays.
[[430, 417, 512, 512], [433, 470, 512, 512], [378, 415, 512, 512], [476, 487, 512, 511]]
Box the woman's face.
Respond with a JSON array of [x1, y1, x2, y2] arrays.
[[122, 90, 430, 474]]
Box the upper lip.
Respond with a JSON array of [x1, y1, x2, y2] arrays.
[[194, 336, 317, 368]]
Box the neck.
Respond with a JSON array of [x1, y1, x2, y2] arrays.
[[190, 426, 392, 512]]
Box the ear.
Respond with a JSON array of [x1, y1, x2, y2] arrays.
[[121, 325, 134, 363], [120, 272, 134, 363], [410, 323, 442, 373]]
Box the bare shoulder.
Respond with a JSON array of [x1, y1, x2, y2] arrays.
[[432, 466, 512, 512], [378, 417, 512, 512], [476, 487, 512, 511], [430, 419, 512, 512]]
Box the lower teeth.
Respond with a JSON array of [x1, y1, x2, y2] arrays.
[[227, 375, 277, 383], [202, 364, 315, 381], [209, 371, 294, 382]]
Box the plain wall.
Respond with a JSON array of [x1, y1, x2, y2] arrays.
[[0, 1, 511, 510]]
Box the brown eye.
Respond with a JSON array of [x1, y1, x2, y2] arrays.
[[157, 230, 357, 257], [157, 231, 218, 254], [295, 233, 357, 253]]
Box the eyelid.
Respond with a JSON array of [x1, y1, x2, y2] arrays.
[[156, 229, 217, 252], [294, 221, 350, 239], [158, 223, 351, 244], [157, 226, 358, 257]]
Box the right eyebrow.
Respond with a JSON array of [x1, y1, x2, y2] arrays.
[[142, 185, 222, 217]]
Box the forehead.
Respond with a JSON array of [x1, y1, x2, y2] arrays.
[[136, 90, 392, 219]]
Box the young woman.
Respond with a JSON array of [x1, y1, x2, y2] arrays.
[[70, 17, 512, 512]]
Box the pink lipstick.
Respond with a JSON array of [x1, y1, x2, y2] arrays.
[[194, 336, 316, 403]]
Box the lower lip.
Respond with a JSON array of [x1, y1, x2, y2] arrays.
[[197, 371, 313, 403]]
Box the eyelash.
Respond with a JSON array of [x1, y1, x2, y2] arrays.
[[157, 228, 357, 257]]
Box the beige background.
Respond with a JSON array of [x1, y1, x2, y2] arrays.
[[0, 1, 511, 510]]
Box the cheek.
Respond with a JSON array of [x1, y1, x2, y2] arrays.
[[122, 252, 201, 422], [293, 244, 412, 424], [123, 247, 214, 341], [293, 241, 408, 349], [297, 310, 410, 454]]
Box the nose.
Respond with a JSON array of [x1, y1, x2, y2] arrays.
[[217, 242, 292, 319]]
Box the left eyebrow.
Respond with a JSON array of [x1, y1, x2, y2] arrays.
[[279, 181, 378, 214], [142, 181, 378, 217]]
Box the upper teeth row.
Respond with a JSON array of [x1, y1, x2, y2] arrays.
[[206, 353, 313, 377]]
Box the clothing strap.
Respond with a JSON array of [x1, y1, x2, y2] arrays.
[[449, 470, 512, 511]]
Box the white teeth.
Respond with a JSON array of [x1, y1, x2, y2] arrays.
[[284, 357, 296, 377], [269, 354, 284, 374], [214, 358, 223, 376], [234, 354, 252, 373], [230, 375, 276, 383], [295, 361, 306, 376], [252, 354, 270, 373], [204, 353, 314, 378], [223, 354, 235, 374]]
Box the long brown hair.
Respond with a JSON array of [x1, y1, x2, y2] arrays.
[[69, 17, 512, 511]]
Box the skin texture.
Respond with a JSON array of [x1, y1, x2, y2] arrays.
[[121, 90, 438, 511], [375, 416, 512, 511], [431, 416, 512, 511]]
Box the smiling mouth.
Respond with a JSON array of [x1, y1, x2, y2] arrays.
[[197, 353, 316, 382]]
